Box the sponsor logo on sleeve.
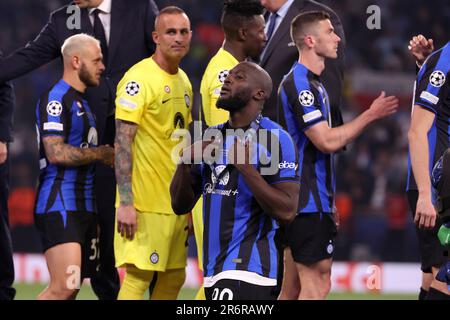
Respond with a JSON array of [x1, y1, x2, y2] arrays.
[[302, 109, 323, 123], [420, 91, 439, 105], [278, 161, 298, 170], [118, 97, 137, 110], [43, 122, 63, 131]]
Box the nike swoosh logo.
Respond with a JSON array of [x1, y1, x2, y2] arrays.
[[77, 111, 85, 116], [162, 98, 171, 104]]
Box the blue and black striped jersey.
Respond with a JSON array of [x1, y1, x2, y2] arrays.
[[35, 79, 98, 216], [407, 42, 450, 191], [193, 116, 299, 287], [279, 62, 335, 214]]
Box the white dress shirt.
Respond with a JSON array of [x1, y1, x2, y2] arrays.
[[88, 0, 112, 45]]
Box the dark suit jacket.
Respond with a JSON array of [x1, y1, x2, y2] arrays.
[[259, 0, 346, 128], [0, 0, 158, 145], [0, 52, 14, 143]]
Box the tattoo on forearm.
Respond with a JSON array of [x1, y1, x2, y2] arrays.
[[115, 120, 138, 206], [43, 136, 98, 166]]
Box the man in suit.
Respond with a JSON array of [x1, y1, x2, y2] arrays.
[[0, 0, 159, 300], [0, 52, 15, 300], [259, 0, 346, 129]]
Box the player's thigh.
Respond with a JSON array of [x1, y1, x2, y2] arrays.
[[45, 242, 82, 285], [115, 212, 184, 271]]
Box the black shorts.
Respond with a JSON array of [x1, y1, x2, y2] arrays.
[[285, 213, 337, 265], [205, 279, 276, 300], [34, 211, 99, 278], [407, 190, 446, 273]]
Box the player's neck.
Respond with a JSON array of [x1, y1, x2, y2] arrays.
[[152, 54, 180, 75], [223, 41, 246, 62], [63, 72, 87, 93], [228, 105, 260, 128], [299, 50, 325, 76]]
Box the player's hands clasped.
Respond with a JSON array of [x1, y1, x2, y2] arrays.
[[117, 204, 138, 240], [228, 137, 254, 171], [368, 91, 399, 120], [408, 34, 434, 66], [180, 139, 217, 164]]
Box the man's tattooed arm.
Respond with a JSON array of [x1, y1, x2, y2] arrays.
[[115, 119, 138, 206], [42, 136, 114, 166]]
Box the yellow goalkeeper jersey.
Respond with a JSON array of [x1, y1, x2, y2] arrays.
[[115, 56, 192, 214]]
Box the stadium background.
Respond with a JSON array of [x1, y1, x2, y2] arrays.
[[1, 0, 449, 299]]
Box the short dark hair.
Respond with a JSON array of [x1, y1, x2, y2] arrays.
[[221, 0, 265, 39], [291, 11, 331, 49]]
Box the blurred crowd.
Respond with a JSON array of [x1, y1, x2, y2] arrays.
[[1, 0, 449, 261]]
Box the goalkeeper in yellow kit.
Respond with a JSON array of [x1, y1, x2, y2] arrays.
[[114, 6, 193, 300]]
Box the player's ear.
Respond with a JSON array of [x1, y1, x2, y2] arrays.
[[152, 31, 159, 45], [253, 88, 265, 101], [304, 35, 314, 48], [238, 27, 246, 41], [72, 55, 81, 70]]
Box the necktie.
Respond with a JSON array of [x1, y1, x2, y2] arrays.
[[266, 13, 279, 43], [93, 9, 108, 65]]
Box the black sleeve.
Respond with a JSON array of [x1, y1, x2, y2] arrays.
[[144, 0, 159, 55], [0, 77, 14, 142], [0, 10, 60, 83], [414, 52, 448, 114]]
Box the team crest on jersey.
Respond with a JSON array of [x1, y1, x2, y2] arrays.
[[150, 251, 159, 264], [164, 85, 171, 93], [46, 101, 63, 117], [430, 70, 446, 87], [298, 90, 315, 107], [125, 81, 140, 96], [173, 112, 185, 129], [211, 165, 229, 186], [218, 70, 229, 84], [184, 93, 191, 108]]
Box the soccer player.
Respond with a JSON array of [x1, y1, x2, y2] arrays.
[[34, 34, 114, 300], [171, 61, 300, 300], [193, 0, 266, 300], [113, 7, 193, 300], [278, 11, 398, 300], [407, 35, 450, 300]]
